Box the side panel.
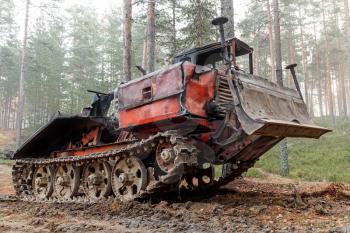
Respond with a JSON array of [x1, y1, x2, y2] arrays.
[[118, 62, 193, 109], [118, 97, 182, 128], [118, 62, 200, 129], [184, 70, 216, 118]]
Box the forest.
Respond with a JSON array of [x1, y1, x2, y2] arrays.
[[0, 0, 349, 137]]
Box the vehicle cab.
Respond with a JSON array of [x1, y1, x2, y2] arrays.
[[173, 38, 254, 74]]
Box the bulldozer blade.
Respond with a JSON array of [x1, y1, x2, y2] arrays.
[[254, 119, 331, 139], [232, 72, 331, 139]]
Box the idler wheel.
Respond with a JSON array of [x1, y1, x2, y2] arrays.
[[32, 165, 54, 199], [54, 163, 80, 199], [111, 156, 147, 202], [82, 161, 112, 200]]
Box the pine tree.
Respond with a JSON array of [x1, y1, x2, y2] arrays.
[[155, 0, 183, 62], [15, 0, 30, 148], [344, 0, 350, 116], [25, 16, 65, 127], [66, 5, 103, 113], [0, 0, 20, 129], [237, 0, 271, 77], [103, 9, 123, 86], [146, 0, 156, 73], [267, 0, 276, 82], [181, 0, 217, 47], [123, 0, 132, 81]]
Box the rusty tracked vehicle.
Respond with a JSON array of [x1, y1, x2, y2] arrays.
[[12, 17, 330, 202]]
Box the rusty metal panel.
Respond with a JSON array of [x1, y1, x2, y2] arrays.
[[184, 70, 216, 118], [254, 120, 330, 139], [118, 97, 182, 128], [236, 72, 311, 124], [232, 71, 331, 138], [118, 62, 195, 110], [12, 116, 110, 159], [118, 62, 212, 129]]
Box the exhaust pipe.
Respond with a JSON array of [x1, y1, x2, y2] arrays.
[[212, 17, 230, 65]]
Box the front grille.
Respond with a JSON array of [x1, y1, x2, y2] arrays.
[[216, 76, 234, 116]]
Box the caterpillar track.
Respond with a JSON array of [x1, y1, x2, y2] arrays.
[[11, 131, 254, 204]]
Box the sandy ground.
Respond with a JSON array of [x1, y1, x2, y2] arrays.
[[0, 164, 350, 232], [0, 165, 14, 195]]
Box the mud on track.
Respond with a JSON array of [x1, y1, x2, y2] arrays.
[[1, 164, 350, 233]]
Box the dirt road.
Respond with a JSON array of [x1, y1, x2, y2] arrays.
[[1, 164, 350, 233]]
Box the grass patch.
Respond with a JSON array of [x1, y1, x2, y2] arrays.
[[255, 118, 350, 183], [0, 153, 14, 165], [244, 168, 267, 179]]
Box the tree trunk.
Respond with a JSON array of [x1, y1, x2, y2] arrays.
[[322, 0, 335, 126], [146, 0, 156, 73], [340, 62, 347, 118], [343, 0, 350, 117], [336, 33, 347, 119], [287, 32, 296, 88], [194, 0, 205, 47], [122, 0, 132, 81], [5, 97, 10, 128], [142, 28, 148, 69], [273, 0, 288, 177], [345, 0, 350, 81], [348, 79, 350, 114], [313, 23, 323, 118], [267, 0, 276, 82], [273, 0, 283, 87], [254, 32, 260, 75], [221, 0, 235, 38], [298, 8, 310, 115], [171, 0, 177, 57], [316, 53, 324, 118], [15, 0, 30, 149], [254, 46, 260, 75], [338, 63, 346, 117]]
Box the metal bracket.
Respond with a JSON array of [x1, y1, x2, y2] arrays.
[[212, 105, 241, 147]]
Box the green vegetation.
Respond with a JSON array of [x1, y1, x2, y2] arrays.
[[244, 168, 267, 179], [0, 153, 14, 165], [250, 119, 350, 183]]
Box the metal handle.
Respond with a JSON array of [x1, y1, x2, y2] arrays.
[[285, 64, 304, 101]]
